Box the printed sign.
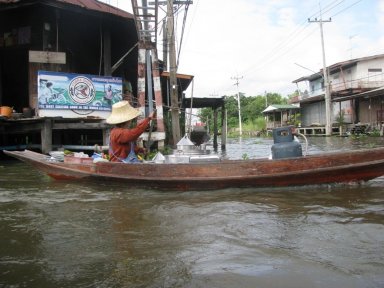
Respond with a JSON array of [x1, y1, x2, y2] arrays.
[[38, 71, 122, 113]]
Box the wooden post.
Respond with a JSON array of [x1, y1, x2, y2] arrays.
[[221, 104, 227, 150], [41, 118, 52, 154], [103, 127, 110, 148], [213, 108, 218, 151], [103, 27, 111, 76]]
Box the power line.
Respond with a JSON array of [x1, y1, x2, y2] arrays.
[[329, 0, 363, 18], [238, 0, 363, 82]]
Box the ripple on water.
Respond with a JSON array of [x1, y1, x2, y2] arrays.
[[1, 138, 384, 288]]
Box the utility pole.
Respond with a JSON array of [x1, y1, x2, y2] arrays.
[[167, 0, 181, 145], [264, 91, 267, 108], [163, 0, 192, 145], [231, 75, 243, 136], [308, 13, 332, 136]]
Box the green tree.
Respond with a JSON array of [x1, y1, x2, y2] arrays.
[[197, 91, 288, 135]]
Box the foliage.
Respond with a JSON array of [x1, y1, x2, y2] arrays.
[[335, 110, 345, 125], [287, 90, 300, 100], [197, 92, 287, 135], [242, 117, 267, 131], [287, 113, 301, 126], [368, 128, 381, 137]]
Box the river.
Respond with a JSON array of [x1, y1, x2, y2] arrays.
[[1, 136, 384, 288]]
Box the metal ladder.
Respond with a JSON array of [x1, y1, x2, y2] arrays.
[[131, 0, 158, 44], [131, 1, 165, 149]]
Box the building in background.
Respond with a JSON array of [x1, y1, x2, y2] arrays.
[[292, 54, 384, 132]]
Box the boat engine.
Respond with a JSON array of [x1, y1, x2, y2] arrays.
[[271, 126, 302, 160]]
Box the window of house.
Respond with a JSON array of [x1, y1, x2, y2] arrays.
[[368, 68, 383, 81]]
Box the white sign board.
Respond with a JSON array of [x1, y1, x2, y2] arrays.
[[29, 51, 66, 64]]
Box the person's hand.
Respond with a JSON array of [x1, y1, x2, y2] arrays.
[[149, 110, 157, 120]]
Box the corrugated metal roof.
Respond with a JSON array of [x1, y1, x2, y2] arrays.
[[0, 0, 133, 19], [293, 53, 384, 84], [263, 104, 300, 113]]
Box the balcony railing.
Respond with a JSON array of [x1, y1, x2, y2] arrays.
[[331, 80, 384, 92], [297, 80, 384, 100]]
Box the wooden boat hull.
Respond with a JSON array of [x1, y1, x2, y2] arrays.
[[4, 149, 384, 191]]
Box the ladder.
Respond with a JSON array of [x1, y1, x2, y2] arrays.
[[131, 0, 165, 149], [131, 0, 158, 44]]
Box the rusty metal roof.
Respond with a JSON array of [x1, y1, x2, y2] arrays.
[[0, 0, 133, 19]]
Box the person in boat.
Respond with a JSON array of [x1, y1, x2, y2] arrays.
[[106, 100, 156, 162]]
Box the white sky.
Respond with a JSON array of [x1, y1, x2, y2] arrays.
[[102, 0, 384, 98]]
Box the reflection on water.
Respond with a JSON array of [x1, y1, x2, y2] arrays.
[[1, 137, 384, 287], [220, 135, 384, 159]]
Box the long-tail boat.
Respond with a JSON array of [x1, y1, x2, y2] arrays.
[[4, 145, 384, 191]]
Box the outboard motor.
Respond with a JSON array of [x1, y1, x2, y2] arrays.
[[271, 126, 302, 159]]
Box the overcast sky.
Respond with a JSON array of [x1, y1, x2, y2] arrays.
[[102, 0, 384, 98]]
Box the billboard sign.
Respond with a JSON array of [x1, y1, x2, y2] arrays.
[[37, 71, 122, 116]]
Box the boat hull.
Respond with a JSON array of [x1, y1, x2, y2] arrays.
[[4, 149, 384, 191]]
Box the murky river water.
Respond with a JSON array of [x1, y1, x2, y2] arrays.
[[1, 137, 384, 288]]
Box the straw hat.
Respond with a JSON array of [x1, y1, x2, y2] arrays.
[[106, 101, 141, 124]]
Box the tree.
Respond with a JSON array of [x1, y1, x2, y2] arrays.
[[197, 92, 288, 133]]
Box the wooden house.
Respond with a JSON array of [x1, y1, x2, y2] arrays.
[[0, 0, 138, 112], [0, 0, 193, 154], [0, 0, 138, 153]]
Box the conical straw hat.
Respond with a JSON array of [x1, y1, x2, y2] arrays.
[[106, 101, 141, 124]]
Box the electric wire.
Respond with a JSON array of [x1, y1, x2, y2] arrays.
[[242, 0, 347, 77], [329, 0, 363, 18], [176, 3, 190, 69], [218, 0, 367, 96]]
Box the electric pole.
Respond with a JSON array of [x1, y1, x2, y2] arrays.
[[264, 91, 267, 108], [231, 75, 243, 136], [308, 14, 332, 136], [163, 0, 193, 145], [166, 0, 181, 145]]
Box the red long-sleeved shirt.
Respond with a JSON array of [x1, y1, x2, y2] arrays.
[[109, 118, 150, 162]]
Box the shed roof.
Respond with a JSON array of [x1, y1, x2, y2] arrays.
[[0, 0, 133, 19], [262, 104, 300, 113], [161, 71, 194, 92], [183, 97, 225, 109]]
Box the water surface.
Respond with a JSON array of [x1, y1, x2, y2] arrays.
[[1, 136, 384, 287]]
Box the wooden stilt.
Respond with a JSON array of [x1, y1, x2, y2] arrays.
[[41, 118, 52, 154]]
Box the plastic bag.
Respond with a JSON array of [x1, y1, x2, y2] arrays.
[[123, 142, 140, 163]]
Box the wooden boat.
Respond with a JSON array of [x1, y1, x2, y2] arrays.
[[4, 147, 384, 191]]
